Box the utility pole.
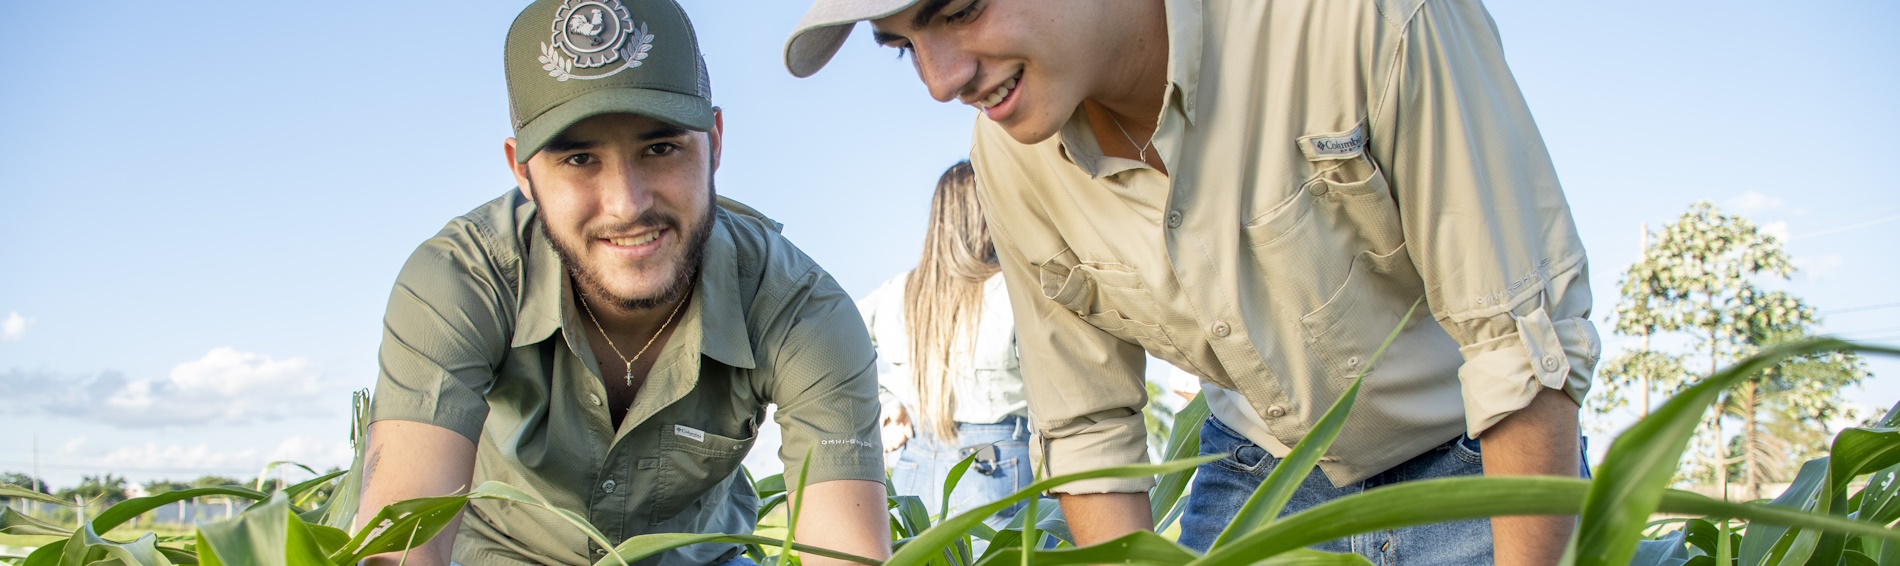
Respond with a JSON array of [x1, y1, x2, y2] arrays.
[[32, 433, 42, 517]]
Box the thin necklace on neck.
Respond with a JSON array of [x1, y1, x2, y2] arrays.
[[1107, 110, 1155, 163], [577, 291, 687, 386]]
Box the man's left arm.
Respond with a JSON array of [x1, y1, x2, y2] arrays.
[[1371, 0, 1601, 563], [769, 268, 894, 564]]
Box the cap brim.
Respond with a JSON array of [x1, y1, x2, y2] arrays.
[[514, 87, 714, 163], [783, 0, 921, 77]]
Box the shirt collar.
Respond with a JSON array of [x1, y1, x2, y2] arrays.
[[510, 201, 758, 371], [1054, 0, 1203, 176]]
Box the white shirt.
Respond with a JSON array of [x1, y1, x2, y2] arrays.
[[857, 271, 1027, 426]]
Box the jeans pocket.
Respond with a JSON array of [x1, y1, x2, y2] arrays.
[[1205, 418, 1271, 474], [1450, 434, 1484, 467]]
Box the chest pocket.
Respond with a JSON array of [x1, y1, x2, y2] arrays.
[[648, 423, 756, 524], [1037, 252, 1176, 353]]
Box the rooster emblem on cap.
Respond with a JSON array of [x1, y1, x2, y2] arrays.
[[569, 9, 606, 46]]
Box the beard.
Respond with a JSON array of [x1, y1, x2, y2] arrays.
[[540, 181, 718, 312]]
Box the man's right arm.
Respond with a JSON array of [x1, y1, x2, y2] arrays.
[[975, 147, 1158, 545], [355, 420, 476, 566]]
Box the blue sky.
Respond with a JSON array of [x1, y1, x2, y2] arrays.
[[1, 0, 1895, 487]]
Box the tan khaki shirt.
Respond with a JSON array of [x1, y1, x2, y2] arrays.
[[971, 0, 1599, 493], [371, 190, 884, 565]]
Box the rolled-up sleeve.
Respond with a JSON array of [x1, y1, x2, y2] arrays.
[[976, 143, 1154, 495], [1376, 0, 1600, 436], [769, 267, 887, 487], [370, 224, 508, 443]]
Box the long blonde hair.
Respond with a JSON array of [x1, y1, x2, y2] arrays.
[[903, 161, 999, 443]]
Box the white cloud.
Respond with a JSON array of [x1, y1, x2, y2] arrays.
[[1796, 253, 1846, 282], [1761, 220, 1791, 243], [59, 436, 86, 456], [2, 311, 30, 341], [1727, 191, 1785, 214], [0, 348, 339, 428]]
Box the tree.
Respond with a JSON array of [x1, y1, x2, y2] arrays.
[[57, 474, 130, 507], [1593, 201, 1867, 499], [1, 472, 48, 493]]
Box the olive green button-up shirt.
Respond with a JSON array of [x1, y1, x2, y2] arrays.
[[371, 190, 884, 565], [971, 0, 1600, 493]]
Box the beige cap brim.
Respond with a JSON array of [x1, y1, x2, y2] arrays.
[[783, 0, 922, 77]]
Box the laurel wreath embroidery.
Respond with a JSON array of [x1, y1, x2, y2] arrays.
[[539, 22, 653, 82]]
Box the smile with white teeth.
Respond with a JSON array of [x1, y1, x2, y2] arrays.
[[978, 74, 1020, 109], [609, 231, 662, 247]]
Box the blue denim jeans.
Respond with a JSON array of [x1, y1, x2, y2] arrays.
[[717, 555, 759, 566], [1177, 416, 1503, 563], [890, 415, 1034, 525]]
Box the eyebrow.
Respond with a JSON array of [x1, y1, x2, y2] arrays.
[[870, 0, 956, 45]]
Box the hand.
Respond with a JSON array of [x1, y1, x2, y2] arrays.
[[881, 405, 913, 453]]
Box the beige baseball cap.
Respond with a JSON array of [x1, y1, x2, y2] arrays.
[[783, 0, 922, 77]]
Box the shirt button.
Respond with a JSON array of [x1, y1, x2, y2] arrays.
[[1309, 182, 1330, 196], [589, 393, 603, 406], [595, 548, 609, 557], [1266, 405, 1287, 419], [1541, 355, 1560, 372], [1166, 210, 1183, 228], [1346, 356, 1360, 367], [601, 479, 617, 493], [1211, 321, 1231, 337]]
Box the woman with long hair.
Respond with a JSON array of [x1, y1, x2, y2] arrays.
[[858, 160, 1030, 522]]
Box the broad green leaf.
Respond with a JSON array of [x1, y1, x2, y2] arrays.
[[594, 533, 879, 566], [756, 492, 789, 523], [1628, 530, 1690, 566], [1195, 476, 1900, 565], [942, 443, 990, 525], [326, 494, 468, 566], [973, 530, 1197, 566], [1831, 426, 1900, 497], [754, 474, 787, 498], [464, 482, 629, 566], [1716, 517, 1731, 566], [1841, 549, 1877, 566], [1738, 458, 1828, 564], [305, 523, 351, 556], [1854, 463, 1900, 525], [0, 485, 70, 507], [1212, 298, 1418, 548], [63, 528, 174, 566], [0, 506, 69, 536], [250, 462, 318, 493], [280, 470, 346, 509], [1567, 339, 1900, 566], [191, 493, 329, 566], [93, 487, 269, 535], [885, 456, 1218, 566], [1150, 395, 1208, 528], [1682, 519, 1719, 555], [782, 450, 815, 566]]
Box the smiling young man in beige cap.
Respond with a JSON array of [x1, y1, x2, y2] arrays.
[[353, 1, 893, 564], [784, 0, 1598, 563]]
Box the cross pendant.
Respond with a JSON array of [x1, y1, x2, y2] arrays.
[[624, 363, 635, 386]]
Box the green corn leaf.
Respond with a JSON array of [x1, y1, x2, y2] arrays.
[[754, 474, 787, 499], [1716, 518, 1731, 566], [250, 462, 319, 493], [305, 523, 351, 556], [885, 456, 1217, 565], [464, 481, 629, 566], [1628, 530, 1690, 566], [280, 470, 347, 509], [1567, 339, 1900, 566], [0, 485, 70, 507], [326, 494, 469, 566], [942, 443, 990, 525], [63, 528, 174, 566], [1194, 476, 1900, 564], [1211, 298, 1419, 548], [1737, 458, 1830, 564], [1150, 395, 1208, 528], [756, 492, 790, 523], [85, 486, 269, 537], [1831, 426, 1900, 498], [973, 530, 1198, 566], [1854, 463, 1900, 525], [0, 506, 69, 536], [592, 533, 880, 566], [1841, 549, 1878, 566], [190, 492, 330, 566], [781, 449, 816, 566], [1681, 518, 1719, 555]]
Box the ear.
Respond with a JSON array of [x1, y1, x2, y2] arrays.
[[504, 138, 536, 201], [707, 108, 724, 173]]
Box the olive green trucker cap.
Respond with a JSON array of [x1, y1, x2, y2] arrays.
[[506, 0, 713, 163], [783, 0, 921, 78]]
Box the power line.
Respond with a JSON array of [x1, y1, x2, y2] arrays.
[[1790, 213, 1900, 241], [1823, 302, 1900, 315], [0, 460, 263, 475]]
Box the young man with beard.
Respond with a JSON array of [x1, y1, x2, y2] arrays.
[[356, 1, 891, 564], [783, 0, 1596, 563]]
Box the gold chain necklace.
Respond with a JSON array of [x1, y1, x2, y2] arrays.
[[576, 291, 687, 386]]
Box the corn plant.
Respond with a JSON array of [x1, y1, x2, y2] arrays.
[[4, 310, 1898, 565]]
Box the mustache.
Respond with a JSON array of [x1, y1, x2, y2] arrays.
[[585, 210, 681, 239]]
